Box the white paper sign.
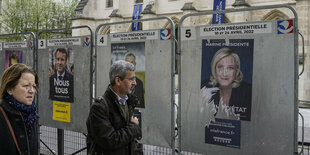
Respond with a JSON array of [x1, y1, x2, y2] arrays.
[[200, 22, 272, 36], [47, 38, 81, 47], [110, 30, 158, 42], [181, 27, 197, 41], [38, 39, 46, 49], [97, 35, 108, 46], [4, 42, 27, 48]]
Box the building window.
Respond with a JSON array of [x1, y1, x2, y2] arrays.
[[135, 0, 143, 3], [106, 0, 113, 8]]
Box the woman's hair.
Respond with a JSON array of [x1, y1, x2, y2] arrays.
[[109, 60, 135, 85], [209, 47, 243, 88], [0, 63, 39, 99]]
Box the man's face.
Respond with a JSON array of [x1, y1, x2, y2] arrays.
[[55, 51, 67, 74], [125, 56, 136, 66], [215, 55, 237, 88], [118, 71, 137, 96]]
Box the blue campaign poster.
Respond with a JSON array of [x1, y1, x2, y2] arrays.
[[200, 39, 253, 121], [205, 118, 241, 148]]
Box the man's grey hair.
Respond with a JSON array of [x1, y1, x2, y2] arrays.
[[110, 60, 135, 85]]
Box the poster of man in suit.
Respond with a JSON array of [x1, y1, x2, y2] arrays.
[[49, 48, 74, 102], [111, 42, 145, 108]]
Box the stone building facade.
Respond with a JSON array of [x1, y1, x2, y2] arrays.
[[72, 0, 310, 101]]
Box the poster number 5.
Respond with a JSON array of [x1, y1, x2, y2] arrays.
[[97, 35, 107, 46], [181, 27, 196, 40], [185, 29, 191, 38]]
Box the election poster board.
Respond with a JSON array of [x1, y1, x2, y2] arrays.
[[180, 20, 295, 154], [96, 29, 174, 147], [0, 41, 33, 76], [37, 36, 92, 133]]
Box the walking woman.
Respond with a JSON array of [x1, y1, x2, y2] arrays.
[[0, 63, 39, 154]]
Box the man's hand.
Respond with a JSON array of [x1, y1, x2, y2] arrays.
[[131, 116, 139, 125]]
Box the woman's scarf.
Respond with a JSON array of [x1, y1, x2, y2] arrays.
[[4, 94, 38, 135]]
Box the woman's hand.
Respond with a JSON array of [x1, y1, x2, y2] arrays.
[[201, 86, 219, 127], [200, 86, 219, 103]]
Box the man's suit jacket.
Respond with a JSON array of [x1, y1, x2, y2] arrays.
[[49, 70, 74, 102], [134, 77, 145, 108]]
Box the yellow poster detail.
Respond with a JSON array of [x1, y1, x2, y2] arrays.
[[53, 101, 71, 122]]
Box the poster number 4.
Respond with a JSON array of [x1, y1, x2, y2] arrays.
[[182, 27, 196, 40], [100, 37, 104, 44], [97, 35, 107, 46], [38, 39, 46, 49]]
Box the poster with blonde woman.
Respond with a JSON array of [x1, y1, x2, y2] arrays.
[[201, 39, 253, 122]]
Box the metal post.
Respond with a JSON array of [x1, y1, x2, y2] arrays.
[[57, 128, 64, 155]]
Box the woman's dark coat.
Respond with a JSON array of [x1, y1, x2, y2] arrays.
[[0, 99, 38, 155]]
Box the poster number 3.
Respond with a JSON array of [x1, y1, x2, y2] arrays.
[[181, 27, 196, 40], [38, 39, 46, 49]]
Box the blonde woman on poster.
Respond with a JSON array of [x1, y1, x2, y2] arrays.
[[201, 47, 252, 122]]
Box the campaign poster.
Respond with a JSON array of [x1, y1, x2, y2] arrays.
[[201, 39, 253, 122], [49, 48, 74, 102], [111, 42, 146, 108], [5, 50, 22, 69], [205, 118, 241, 148], [201, 39, 253, 147]]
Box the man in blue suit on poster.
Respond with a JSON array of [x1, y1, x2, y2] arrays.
[[49, 48, 74, 102]]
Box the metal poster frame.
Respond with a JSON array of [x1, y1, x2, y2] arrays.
[[178, 4, 298, 154], [95, 16, 176, 154], [0, 32, 36, 69], [37, 26, 94, 155]]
